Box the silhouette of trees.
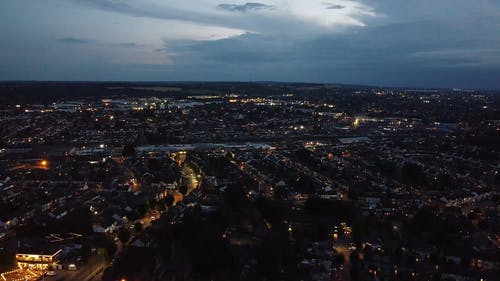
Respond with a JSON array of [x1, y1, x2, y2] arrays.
[[134, 222, 143, 233], [180, 210, 236, 278], [223, 185, 249, 212], [401, 162, 425, 184], [304, 197, 357, 222], [179, 185, 188, 196], [164, 195, 175, 207], [0, 250, 15, 272], [256, 197, 288, 224], [257, 223, 291, 275], [122, 144, 136, 157], [118, 227, 131, 245], [94, 235, 117, 261], [147, 158, 161, 172], [81, 244, 92, 264], [295, 174, 313, 193]]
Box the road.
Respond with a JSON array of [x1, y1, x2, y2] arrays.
[[42, 254, 105, 281], [333, 241, 352, 281]]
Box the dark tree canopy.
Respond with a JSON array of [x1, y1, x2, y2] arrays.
[[164, 194, 175, 207], [134, 222, 143, 233], [304, 197, 357, 223], [122, 143, 136, 157], [179, 185, 188, 195], [118, 227, 131, 245]]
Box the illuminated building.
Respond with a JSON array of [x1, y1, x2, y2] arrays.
[[15, 249, 62, 270]]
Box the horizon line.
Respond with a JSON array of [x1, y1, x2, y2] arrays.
[[0, 80, 498, 91]]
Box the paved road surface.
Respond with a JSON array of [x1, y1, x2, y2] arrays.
[[42, 254, 105, 281], [333, 242, 351, 281]]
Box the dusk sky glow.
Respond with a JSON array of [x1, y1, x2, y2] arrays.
[[1, 0, 499, 88]]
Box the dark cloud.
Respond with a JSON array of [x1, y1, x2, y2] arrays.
[[57, 38, 144, 49], [168, 33, 294, 63], [2, 0, 500, 88], [56, 37, 92, 44], [325, 4, 345, 10], [73, 0, 208, 24], [115, 42, 145, 48], [162, 19, 500, 88], [216, 2, 275, 12]]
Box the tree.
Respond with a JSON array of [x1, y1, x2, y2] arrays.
[[61, 206, 94, 234], [0, 138, 7, 148], [179, 185, 188, 196], [350, 265, 362, 281], [223, 185, 249, 211], [256, 197, 287, 224], [296, 174, 313, 193], [0, 250, 15, 272], [401, 162, 424, 184], [304, 197, 357, 223], [164, 195, 175, 207], [350, 252, 360, 264], [406, 207, 436, 232], [377, 159, 396, 175], [127, 210, 140, 221], [94, 235, 117, 261], [118, 227, 131, 245], [478, 219, 489, 230], [147, 158, 161, 172], [134, 222, 143, 233], [122, 144, 136, 157], [352, 215, 368, 245], [257, 224, 290, 274], [180, 210, 236, 278], [137, 203, 149, 217], [437, 172, 452, 187], [332, 254, 345, 266], [81, 244, 92, 264]]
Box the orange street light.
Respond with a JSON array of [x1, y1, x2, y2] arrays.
[[40, 160, 48, 167]]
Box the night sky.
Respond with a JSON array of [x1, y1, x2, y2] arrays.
[[1, 0, 499, 89]]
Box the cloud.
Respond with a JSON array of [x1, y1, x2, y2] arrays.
[[169, 33, 294, 63], [2, 0, 500, 88], [57, 37, 147, 49], [71, 0, 377, 34], [72, 0, 212, 26], [216, 2, 275, 12], [325, 4, 345, 10], [160, 16, 500, 88], [410, 48, 500, 67], [115, 42, 146, 48], [56, 37, 93, 44]]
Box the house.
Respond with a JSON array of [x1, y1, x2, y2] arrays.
[[93, 224, 106, 233], [16, 249, 62, 270]]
